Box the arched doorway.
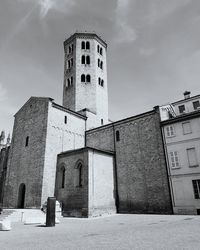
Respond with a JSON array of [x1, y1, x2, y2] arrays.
[[17, 183, 26, 208]]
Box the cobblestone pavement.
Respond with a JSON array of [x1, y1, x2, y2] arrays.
[[0, 214, 200, 250]]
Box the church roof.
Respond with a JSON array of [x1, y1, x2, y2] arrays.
[[58, 147, 114, 157]]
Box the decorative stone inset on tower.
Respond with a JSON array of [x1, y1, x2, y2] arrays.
[[63, 32, 109, 128]]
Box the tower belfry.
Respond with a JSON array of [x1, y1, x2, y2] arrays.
[[63, 32, 109, 127]]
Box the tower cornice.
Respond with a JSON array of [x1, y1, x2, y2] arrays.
[[64, 32, 107, 48]]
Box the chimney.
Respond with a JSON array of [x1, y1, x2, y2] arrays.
[[184, 91, 191, 99]]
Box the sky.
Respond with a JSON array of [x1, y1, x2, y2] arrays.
[[0, 0, 200, 135]]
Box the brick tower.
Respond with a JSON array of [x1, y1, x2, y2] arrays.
[[63, 32, 109, 127]]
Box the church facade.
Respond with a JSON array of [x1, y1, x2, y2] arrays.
[[2, 33, 172, 216]]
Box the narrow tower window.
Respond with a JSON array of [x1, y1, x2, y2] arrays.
[[64, 116, 67, 124], [100, 61, 103, 69], [86, 74, 91, 83], [69, 46, 71, 54], [67, 79, 70, 87], [61, 167, 65, 188], [101, 80, 104, 87], [97, 45, 100, 53], [71, 76, 73, 85], [68, 60, 71, 69], [71, 58, 73, 67], [25, 136, 29, 147], [81, 74, 85, 82], [100, 47, 103, 55], [81, 55, 85, 64], [98, 77, 101, 85], [86, 41, 90, 50], [98, 58, 100, 67], [101, 119, 104, 125], [116, 131, 120, 142], [86, 55, 90, 65], [81, 41, 85, 50]]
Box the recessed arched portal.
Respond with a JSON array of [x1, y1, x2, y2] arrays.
[[17, 183, 26, 208]]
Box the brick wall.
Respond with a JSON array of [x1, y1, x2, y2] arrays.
[[3, 98, 49, 208], [86, 110, 172, 214], [0, 147, 10, 205], [55, 149, 89, 217]]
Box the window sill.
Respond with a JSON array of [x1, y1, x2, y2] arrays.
[[189, 165, 199, 168], [171, 166, 181, 170]]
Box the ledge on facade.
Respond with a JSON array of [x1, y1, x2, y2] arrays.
[[161, 109, 200, 126], [172, 94, 200, 105], [86, 109, 157, 133], [52, 102, 87, 120], [64, 32, 107, 48]]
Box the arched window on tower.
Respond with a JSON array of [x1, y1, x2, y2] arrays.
[[97, 45, 100, 53], [81, 74, 85, 83], [71, 58, 73, 67], [86, 55, 90, 65], [100, 61, 103, 70], [81, 55, 85, 64], [86, 41, 90, 50], [71, 76, 73, 85], [86, 74, 91, 83], [98, 77, 101, 85], [100, 47, 103, 55], [81, 41, 85, 50], [67, 78, 70, 87], [98, 58, 100, 67], [101, 79, 104, 87], [69, 46, 71, 54], [116, 130, 120, 142], [68, 60, 71, 69]]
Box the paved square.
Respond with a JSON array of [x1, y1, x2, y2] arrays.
[[0, 214, 200, 250]]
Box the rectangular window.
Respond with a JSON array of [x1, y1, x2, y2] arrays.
[[192, 180, 200, 199], [187, 148, 198, 167], [182, 122, 192, 134], [169, 151, 180, 169], [193, 100, 200, 110], [178, 105, 185, 114], [166, 125, 175, 137], [101, 119, 104, 125]]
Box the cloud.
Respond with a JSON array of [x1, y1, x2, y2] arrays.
[[0, 83, 7, 102], [139, 48, 155, 56], [146, 0, 191, 25], [115, 0, 137, 43], [18, 0, 76, 18]]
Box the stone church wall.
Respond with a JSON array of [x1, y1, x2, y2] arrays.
[[86, 110, 172, 214], [3, 98, 49, 208], [55, 149, 89, 217], [41, 102, 86, 205], [88, 149, 116, 217], [0, 146, 10, 205]]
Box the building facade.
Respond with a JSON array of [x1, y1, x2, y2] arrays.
[[161, 92, 200, 215], [2, 32, 172, 216]]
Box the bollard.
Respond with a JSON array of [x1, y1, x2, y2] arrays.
[[46, 197, 56, 227]]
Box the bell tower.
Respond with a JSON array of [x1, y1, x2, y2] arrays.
[[63, 32, 109, 127]]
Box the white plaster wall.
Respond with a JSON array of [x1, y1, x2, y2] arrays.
[[173, 97, 200, 115], [172, 174, 200, 214], [88, 150, 116, 216], [41, 102, 85, 204], [164, 117, 200, 145]]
